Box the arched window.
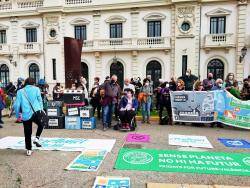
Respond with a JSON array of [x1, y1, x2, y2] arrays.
[[110, 61, 124, 87], [81, 62, 89, 89], [0, 64, 9, 87], [29, 63, 40, 83], [146, 60, 162, 88], [207, 59, 224, 80]]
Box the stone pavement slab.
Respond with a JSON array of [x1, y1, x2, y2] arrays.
[[0, 118, 250, 188]]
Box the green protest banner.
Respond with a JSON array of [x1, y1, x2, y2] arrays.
[[115, 148, 250, 176]]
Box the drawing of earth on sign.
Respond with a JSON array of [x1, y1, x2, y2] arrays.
[[243, 157, 250, 166], [126, 133, 150, 143], [123, 151, 153, 165]]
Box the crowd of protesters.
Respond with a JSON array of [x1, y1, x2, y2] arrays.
[[86, 70, 249, 131], [0, 70, 249, 131]]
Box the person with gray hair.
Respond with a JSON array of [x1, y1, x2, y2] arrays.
[[211, 79, 224, 91], [123, 78, 135, 93]]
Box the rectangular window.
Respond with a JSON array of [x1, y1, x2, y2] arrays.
[[210, 17, 226, 34], [147, 21, 161, 37], [74, 25, 87, 40], [26, 28, 37, 42], [182, 55, 188, 76], [0, 30, 6, 44], [52, 59, 56, 80], [110, 23, 123, 38]]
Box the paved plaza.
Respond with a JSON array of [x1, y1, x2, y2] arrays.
[[0, 118, 250, 188]]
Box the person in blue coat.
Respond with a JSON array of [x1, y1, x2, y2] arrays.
[[14, 78, 44, 156], [118, 88, 138, 130]]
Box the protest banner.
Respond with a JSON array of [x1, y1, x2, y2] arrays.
[[170, 91, 215, 122], [214, 91, 250, 129], [92, 176, 130, 188], [170, 91, 250, 129], [218, 138, 250, 149], [0, 136, 115, 152], [66, 150, 107, 172], [115, 148, 250, 176], [169, 134, 213, 148]]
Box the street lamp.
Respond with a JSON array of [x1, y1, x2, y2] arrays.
[[239, 46, 247, 63], [8, 54, 17, 67]]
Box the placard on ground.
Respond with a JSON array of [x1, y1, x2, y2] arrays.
[[92, 176, 130, 188], [147, 183, 249, 188], [115, 148, 250, 176], [66, 150, 107, 172], [0, 136, 115, 152], [169, 134, 213, 149], [218, 138, 250, 149], [126, 133, 150, 143]]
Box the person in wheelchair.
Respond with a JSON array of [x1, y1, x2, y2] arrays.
[[118, 88, 139, 130]]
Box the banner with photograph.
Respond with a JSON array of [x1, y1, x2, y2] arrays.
[[170, 91, 250, 129], [170, 91, 215, 123]]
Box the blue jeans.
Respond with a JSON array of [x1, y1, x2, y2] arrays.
[[102, 104, 113, 127], [141, 97, 152, 121]]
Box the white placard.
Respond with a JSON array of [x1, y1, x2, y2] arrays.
[[48, 119, 59, 127], [0, 137, 116, 152], [68, 108, 79, 116], [80, 109, 90, 118], [47, 109, 58, 116], [169, 134, 213, 149]]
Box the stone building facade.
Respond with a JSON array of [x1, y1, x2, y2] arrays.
[[0, 0, 249, 88]]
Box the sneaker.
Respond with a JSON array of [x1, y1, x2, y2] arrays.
[[33, 138, 42, 147], [26, 150, 33, 156], [0, 125, 3, 128], [103, 127, 108, 131]]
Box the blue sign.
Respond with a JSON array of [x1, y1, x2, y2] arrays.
[[218, 138, 250, 149]]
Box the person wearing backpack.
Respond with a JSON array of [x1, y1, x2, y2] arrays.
[[14, 78, 45, 156]]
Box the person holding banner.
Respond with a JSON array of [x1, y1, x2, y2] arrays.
[[159, 82, 173, 125], [211, 79, 225, 128], [211, 79, 224, 91], [203, 73, 215, 91], [240, 78, 250, 100], [194, 81, 204, 91], [14, 78, 45, 156], [225, 73, 237, 89], [176, 79, 185, 91]]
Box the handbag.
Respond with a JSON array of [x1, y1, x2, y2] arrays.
[[23, 89, 48, 127]]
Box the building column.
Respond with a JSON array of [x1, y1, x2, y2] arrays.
[[236, 0, 247, 81], [10, 17, 19, 80], [194, 4, 201, 78], [131, 9, 139, 78], [170, 5, 176, 78], [93, 11, 102, 79], [60, 13, 66, 84]]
